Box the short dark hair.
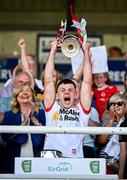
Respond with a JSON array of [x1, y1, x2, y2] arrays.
[[56, 78, 76, 91]]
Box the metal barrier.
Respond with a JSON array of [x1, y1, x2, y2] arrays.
[[0, 174, 118, 179], [0, 126, 127, 134], [0, 126, 121, 180]]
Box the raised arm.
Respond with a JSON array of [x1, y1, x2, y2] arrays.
[[12, 64, 22, 86], [18, 38, 34, 89], [80, 43, 92, 111], [44, 41, 57, 109]]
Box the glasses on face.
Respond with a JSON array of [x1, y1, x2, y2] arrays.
[[109, 101, 125, 107]]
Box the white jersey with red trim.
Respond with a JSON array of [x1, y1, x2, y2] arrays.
[[44, 101, 90, 157]]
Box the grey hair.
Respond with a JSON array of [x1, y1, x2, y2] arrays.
[[109, 92, 126, 103]]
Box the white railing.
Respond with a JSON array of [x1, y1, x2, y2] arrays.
[[0, 174, 118, 180], [0, 126, 127, 134], [0, 126, 120, 180]]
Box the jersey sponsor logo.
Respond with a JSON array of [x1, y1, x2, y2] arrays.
[[59, 109, 80, 116], [59, 108, 80, 122], [52, 108, 80, 122], [100, 92, 106, 97], [52, 111, 59, 121]]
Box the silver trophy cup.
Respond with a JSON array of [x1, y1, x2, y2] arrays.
[[61, 35, 81, 58]]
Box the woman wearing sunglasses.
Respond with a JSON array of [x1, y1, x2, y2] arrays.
[[96, 93, 126, 175]]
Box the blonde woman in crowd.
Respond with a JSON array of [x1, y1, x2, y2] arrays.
[[97, 93, 126, 174], [0, 82, 45, 173]]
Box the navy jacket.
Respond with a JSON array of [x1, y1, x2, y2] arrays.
[[1, 109, 46, 173]]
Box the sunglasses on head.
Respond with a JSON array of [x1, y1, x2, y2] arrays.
[[109, 101, 125, 107]]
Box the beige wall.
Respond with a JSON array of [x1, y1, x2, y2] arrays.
[[0, 1, 127, 57], [104, 34, 127, 53], [0, 31, 127, 58], [0, 31, 37, 57]]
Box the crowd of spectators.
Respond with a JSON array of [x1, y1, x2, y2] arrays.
[[0, 38, 126, 178]]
